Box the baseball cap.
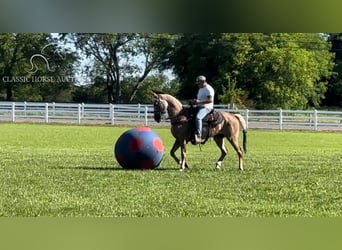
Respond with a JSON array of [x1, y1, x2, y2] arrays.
[[196, 75, 206, 83]]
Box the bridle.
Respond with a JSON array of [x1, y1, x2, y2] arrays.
[[153, 98, 168, 122]]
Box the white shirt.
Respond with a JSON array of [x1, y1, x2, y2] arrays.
[[197, 84, 215, 109]]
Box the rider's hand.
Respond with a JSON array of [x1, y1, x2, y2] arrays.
[[190, 99, 198, 105]]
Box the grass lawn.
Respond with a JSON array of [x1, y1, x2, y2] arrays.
[[0, 123, 341, 217]]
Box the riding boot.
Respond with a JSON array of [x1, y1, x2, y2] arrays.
[[194, 134, 204, 144]]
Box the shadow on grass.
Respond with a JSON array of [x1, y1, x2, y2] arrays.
[[51, 166, 179, 171]]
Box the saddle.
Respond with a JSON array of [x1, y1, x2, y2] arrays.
[[189, 108, 224, 145], [202, 109, 223, 127]]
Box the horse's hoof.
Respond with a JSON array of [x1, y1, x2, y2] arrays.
[[216, 161, 222, 170], [215, 164, 221, 170]]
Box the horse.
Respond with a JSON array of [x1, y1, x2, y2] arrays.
[[152, 91, 247, 171]]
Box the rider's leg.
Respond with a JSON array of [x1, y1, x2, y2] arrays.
[[195, 107, 210, 137]]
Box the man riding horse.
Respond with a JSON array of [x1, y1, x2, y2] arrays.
[[152, 76, 247, 171], [190, 75, 215, 144]]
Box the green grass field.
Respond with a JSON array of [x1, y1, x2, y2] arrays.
[[0, 123, 341, 217]]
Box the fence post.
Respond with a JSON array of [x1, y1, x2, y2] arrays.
[[45, 103, 49, 123], [81, 103, 85, 118], [78, 104, 82, 124], [11, 102, 15, 122], [279, 108, 283, 130], [110, 103, 114, 125], [144, 105, 148, 126], [314, 109, 318, 131], [52, 102, 55, 116], [24, 101, 27, 117], [245, 109, 249, 129], [138, 104, 141, 119]]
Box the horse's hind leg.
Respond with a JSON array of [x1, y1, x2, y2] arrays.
[[213, 135, 228, 169], [227, 136, 244, 171]]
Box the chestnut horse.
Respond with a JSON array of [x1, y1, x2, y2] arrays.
[[152, 91, 247, 171]]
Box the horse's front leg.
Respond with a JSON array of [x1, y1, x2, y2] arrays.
[[179, 140, 188, 171], [170, 140, 189, 170], [170, 140, 181, 165]]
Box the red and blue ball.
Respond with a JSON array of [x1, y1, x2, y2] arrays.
[[114, 127, 164, 169]]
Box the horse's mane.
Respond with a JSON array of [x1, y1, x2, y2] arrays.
[[153, 90, 182, 105], [163, 94, 183, 108], [152, 90, 185, 115]]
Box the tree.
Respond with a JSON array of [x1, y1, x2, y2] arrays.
[[247, 33, 334, 109], [167, 33, 335, 109], [121, 73, 180, 104], [72, 76, 108, 103], [218, 74, 246, 108], [71, 33, 175, 104], [127, 33, 175, 102], [167, 33, 224, 100], [324, 33, 342, 107], [0, 33, 46, 100], [0, 33, 78, 102], [72, 33, 137, 103]]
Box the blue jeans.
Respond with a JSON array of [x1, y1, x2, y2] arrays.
[[195, 107, 211, 136]]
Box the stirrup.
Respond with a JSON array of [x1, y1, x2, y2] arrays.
[[194, 134, 204, 144]]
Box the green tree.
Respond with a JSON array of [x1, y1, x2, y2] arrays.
[[127, 33, 176, 102], [218, 74, 246, 108], [0, 33, 45, 100], [73, 33, 137, 103], [168, 33, 335, 109], [72, 76, 108, 103], [167, 33, 223, 100], [247, 33, 334, 109], [122, 73, 180, 104], [324, 33, 342, 107], [71, 33, 175, 104], [0, 33, 78, 102]]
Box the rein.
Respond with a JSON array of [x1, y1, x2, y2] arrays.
[[169, 106, 193, 125]]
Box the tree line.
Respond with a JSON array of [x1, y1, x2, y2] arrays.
[[0, 33, 341, 109]]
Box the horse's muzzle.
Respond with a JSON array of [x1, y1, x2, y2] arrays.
[[154, 113, 161, 123]]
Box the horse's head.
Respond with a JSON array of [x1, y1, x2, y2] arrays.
[[152, 91, 168, 123]]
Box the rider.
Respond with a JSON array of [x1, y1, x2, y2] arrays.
[[191, 75, 215, 144]]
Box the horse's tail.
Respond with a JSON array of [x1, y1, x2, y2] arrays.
[[234, 114, 247, 153]]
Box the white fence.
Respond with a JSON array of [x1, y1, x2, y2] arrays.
[[0, 101, 342, 131]]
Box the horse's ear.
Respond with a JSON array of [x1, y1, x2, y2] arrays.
[[152, 90, 165, 95], [152, 90, 165, 98], [152, 90, 159, 98]]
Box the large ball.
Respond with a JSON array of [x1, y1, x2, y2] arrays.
[[114, 127, 164, 169]]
